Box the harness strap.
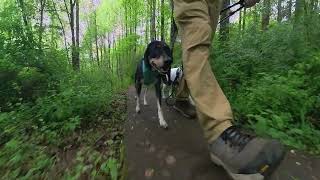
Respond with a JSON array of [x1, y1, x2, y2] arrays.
[[165, 66, 183, 106], [173, 67, 181, 84]]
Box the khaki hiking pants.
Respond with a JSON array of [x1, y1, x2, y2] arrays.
[[173, 0, 233, 143]]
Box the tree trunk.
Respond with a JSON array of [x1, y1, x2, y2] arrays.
[[150, 0, 156, 41], [75, 0, 80, 70], [219, 0, 230, 43], [169, 0, 178, 50], [161, 0, 165, 41], [18, 0, 34, 44], [103, 35, 107, 68], [239, 9, 242, 32], [51, 0, 69, 61], [39, 0, 46, 50], [125, 2, 128, 37], [69, 0, 77, 70], [287, 0, 292, 19], [253, 5, 259, 25], [94, 10, 100, 66], [134, 8, 138, 56], [108, 33, 111, 69], [261, 0, 271, 31], [277, 0, 282, 22], [145, 19, 149, 44], [100, 39, 103, 65], [295, 0, 305, 23], [310, 0, 316, 12], [242, 8, 246, 31]]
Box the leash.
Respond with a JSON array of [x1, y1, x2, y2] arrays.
[[219, 0, 245, 24], [165, 84, 177, 106], [165, 67, 182, 106], [151, 62, 170, 76]]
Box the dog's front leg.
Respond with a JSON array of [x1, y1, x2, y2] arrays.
[[135, 81, 142, 113], [189, 95, 195, 106], [162, 84, 167, 99], [143, 87, 148, 105], [155, 80, 168, 128]]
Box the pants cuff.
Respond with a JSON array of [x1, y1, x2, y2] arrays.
[[207, 121, 233, 144]]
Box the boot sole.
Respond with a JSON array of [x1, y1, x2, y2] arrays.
[[210, 153, 264, 180], [173, 106, 194, 119]]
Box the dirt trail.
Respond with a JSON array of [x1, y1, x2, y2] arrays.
[[124, 86, 320, 180]]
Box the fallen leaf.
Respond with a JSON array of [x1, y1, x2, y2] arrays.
[[145, 168, 154, 178], [149, 145, 156, 153], [166, 155, 176, 165]]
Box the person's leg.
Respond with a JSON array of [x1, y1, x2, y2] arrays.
[[173, 0, 285, 179], [175, 76, 189, 101], [173, 0, 233, 142], [173, 75, 197, 118]]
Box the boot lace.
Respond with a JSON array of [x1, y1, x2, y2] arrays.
[[221, 126, 255, 152]]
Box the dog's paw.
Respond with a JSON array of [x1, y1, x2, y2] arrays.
[[136, 107, 141, 113], [143, 102, 148, 106], [160, 121, 168, 129]]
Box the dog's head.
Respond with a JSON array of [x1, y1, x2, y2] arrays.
[[144, 40, 173, 74]]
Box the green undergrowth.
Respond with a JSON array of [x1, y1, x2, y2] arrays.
[[212, 21, 320, 154], [0, 66, 128, 179]]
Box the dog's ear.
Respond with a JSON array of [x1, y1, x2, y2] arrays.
[[144, 41, 158, 68]]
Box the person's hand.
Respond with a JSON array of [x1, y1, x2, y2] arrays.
[[242, 0, 260, 8]]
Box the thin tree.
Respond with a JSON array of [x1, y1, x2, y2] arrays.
[[239, 9, 242, 32], [277, 0, 282, 22], [75, 0, 80, 69], [38, 0, 47, 50], [295, 0, 305, 23], [63, 0, 79, 70], [242, 7, 247, 30], [17, 0, 35, 45], [51, 0, 69, 61], [261, 0, 271, 30], [161, 0, 165, 41], [287, 0, 292, 19], [93, 9, 100, 66], [219, 0, 230, 43], [169, 0, 177, 50], [150, 0, 156, 41]]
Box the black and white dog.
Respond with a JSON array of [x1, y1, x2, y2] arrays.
[[134, 41, 173, 128]]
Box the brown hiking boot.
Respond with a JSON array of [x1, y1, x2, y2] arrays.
[[209, 126, 285, 180], [173, 100, 197, 119]]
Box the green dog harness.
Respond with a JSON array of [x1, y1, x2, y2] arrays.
[[142, 59, 158, 85]]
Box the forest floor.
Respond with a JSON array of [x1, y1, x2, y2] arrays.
[[48, 92, 127, 179], [124, 86, 320, 180]]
